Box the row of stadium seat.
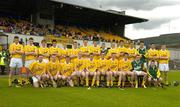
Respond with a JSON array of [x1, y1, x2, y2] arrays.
[[0, 17, 126, 43]]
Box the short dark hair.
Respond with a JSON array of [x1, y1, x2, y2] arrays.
[[93, 41, 97, 43], [151, 43, 155, 45], [66, 55, 70, 58], [89, 53, 93, 55], [120, 40, 124, 43], [140, 41, 144, 43], [38, 54, 44, 57], [151, 60, 155, 63], [111, 52, 116, 55], [50, 54, 57, 57], [124, 53, 129, 56], [14, 36, 19, 39], [29, 37, 33, 40], [52, 39, 57, 43], [41, 39, 46, 43]]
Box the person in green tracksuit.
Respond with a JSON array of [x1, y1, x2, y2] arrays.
[[148, 60, 162, 87], [137, 41, 147, 68]]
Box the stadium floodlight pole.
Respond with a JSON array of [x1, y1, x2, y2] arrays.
[[99, 0, 103, 9]]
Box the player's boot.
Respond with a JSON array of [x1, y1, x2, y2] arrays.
[[142, 85, 147, 88]]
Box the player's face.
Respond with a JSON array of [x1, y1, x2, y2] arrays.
[[111, 54, 116, 59], [120, 41, 124, 46], [124, 54, 128, 59], [111, 44, 115, 48], [73, 43, 77, 48], [52, 42, 57, 47], [135, 56, 141, 60], [38, 56, 44, 62], [150, 62, 155, 67], [93, 42, 97, 47], [14, 38, 19, 44], [66, 57, 70, 63], [51, 55, 56, 62], [41, 41, 46, 47], [90, 54, 93, 60], [151, 44, 155, 49], [140, 42, 144, 48], [29, 39, 34, 45], [130, 43, 134, 48], [83, 41, 88, 46], [161, 45, 166, 50]]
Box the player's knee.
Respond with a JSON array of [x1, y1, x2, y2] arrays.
[[148, 77, 152, 82]]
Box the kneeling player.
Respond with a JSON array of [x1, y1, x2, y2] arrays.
[[120, 53, 135, 88], [148, 60, 162, 87], [29, 54, 47, 88], [132, 55, 147, 88]]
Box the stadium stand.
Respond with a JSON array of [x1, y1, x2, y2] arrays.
[[0, 17, 127, 42]]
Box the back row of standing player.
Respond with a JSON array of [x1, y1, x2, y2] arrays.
[[8, 36, 170, 88]]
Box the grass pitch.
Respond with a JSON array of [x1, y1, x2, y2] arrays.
[[0, 71, 180, 107]]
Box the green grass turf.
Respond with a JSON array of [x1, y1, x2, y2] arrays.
[[0, 71, 180, 107]]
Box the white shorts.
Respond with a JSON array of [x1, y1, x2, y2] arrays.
[[133, 70, 143, 76], [43, 59, 49, 63], [159, 64, 169, 72], [25, 60, 36, 68], [32, 76, 41, 83], [10, 58, 23, 68], [32, 76, 41, 88]]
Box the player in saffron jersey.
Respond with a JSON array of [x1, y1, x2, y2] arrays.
[[80, 40, 90, 59], [9, 36, 24, 87], [24, 37, 38, 78], [126, 42, 138, 61], [67, 41, 80, 62], [86, 53, 100, 87], [61, 56, 75, 87], [106, 43, 118, 59], [117, 40, 126, 60], [38, 39, 49, 63], [145, 43, 159, 66], [158, 44, 170, 85], [29, 54, 47, 88], [49, 40, 60, 62], [46, 54, 61, 87], [89, 41, 101, 60], [119, 53, 135, 87]]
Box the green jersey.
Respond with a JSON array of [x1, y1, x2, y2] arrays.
[[148, 66, 160, 79], [131, 60, 144, 71]]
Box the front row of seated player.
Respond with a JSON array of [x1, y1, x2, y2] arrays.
[[29, 52, 162, 88]]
